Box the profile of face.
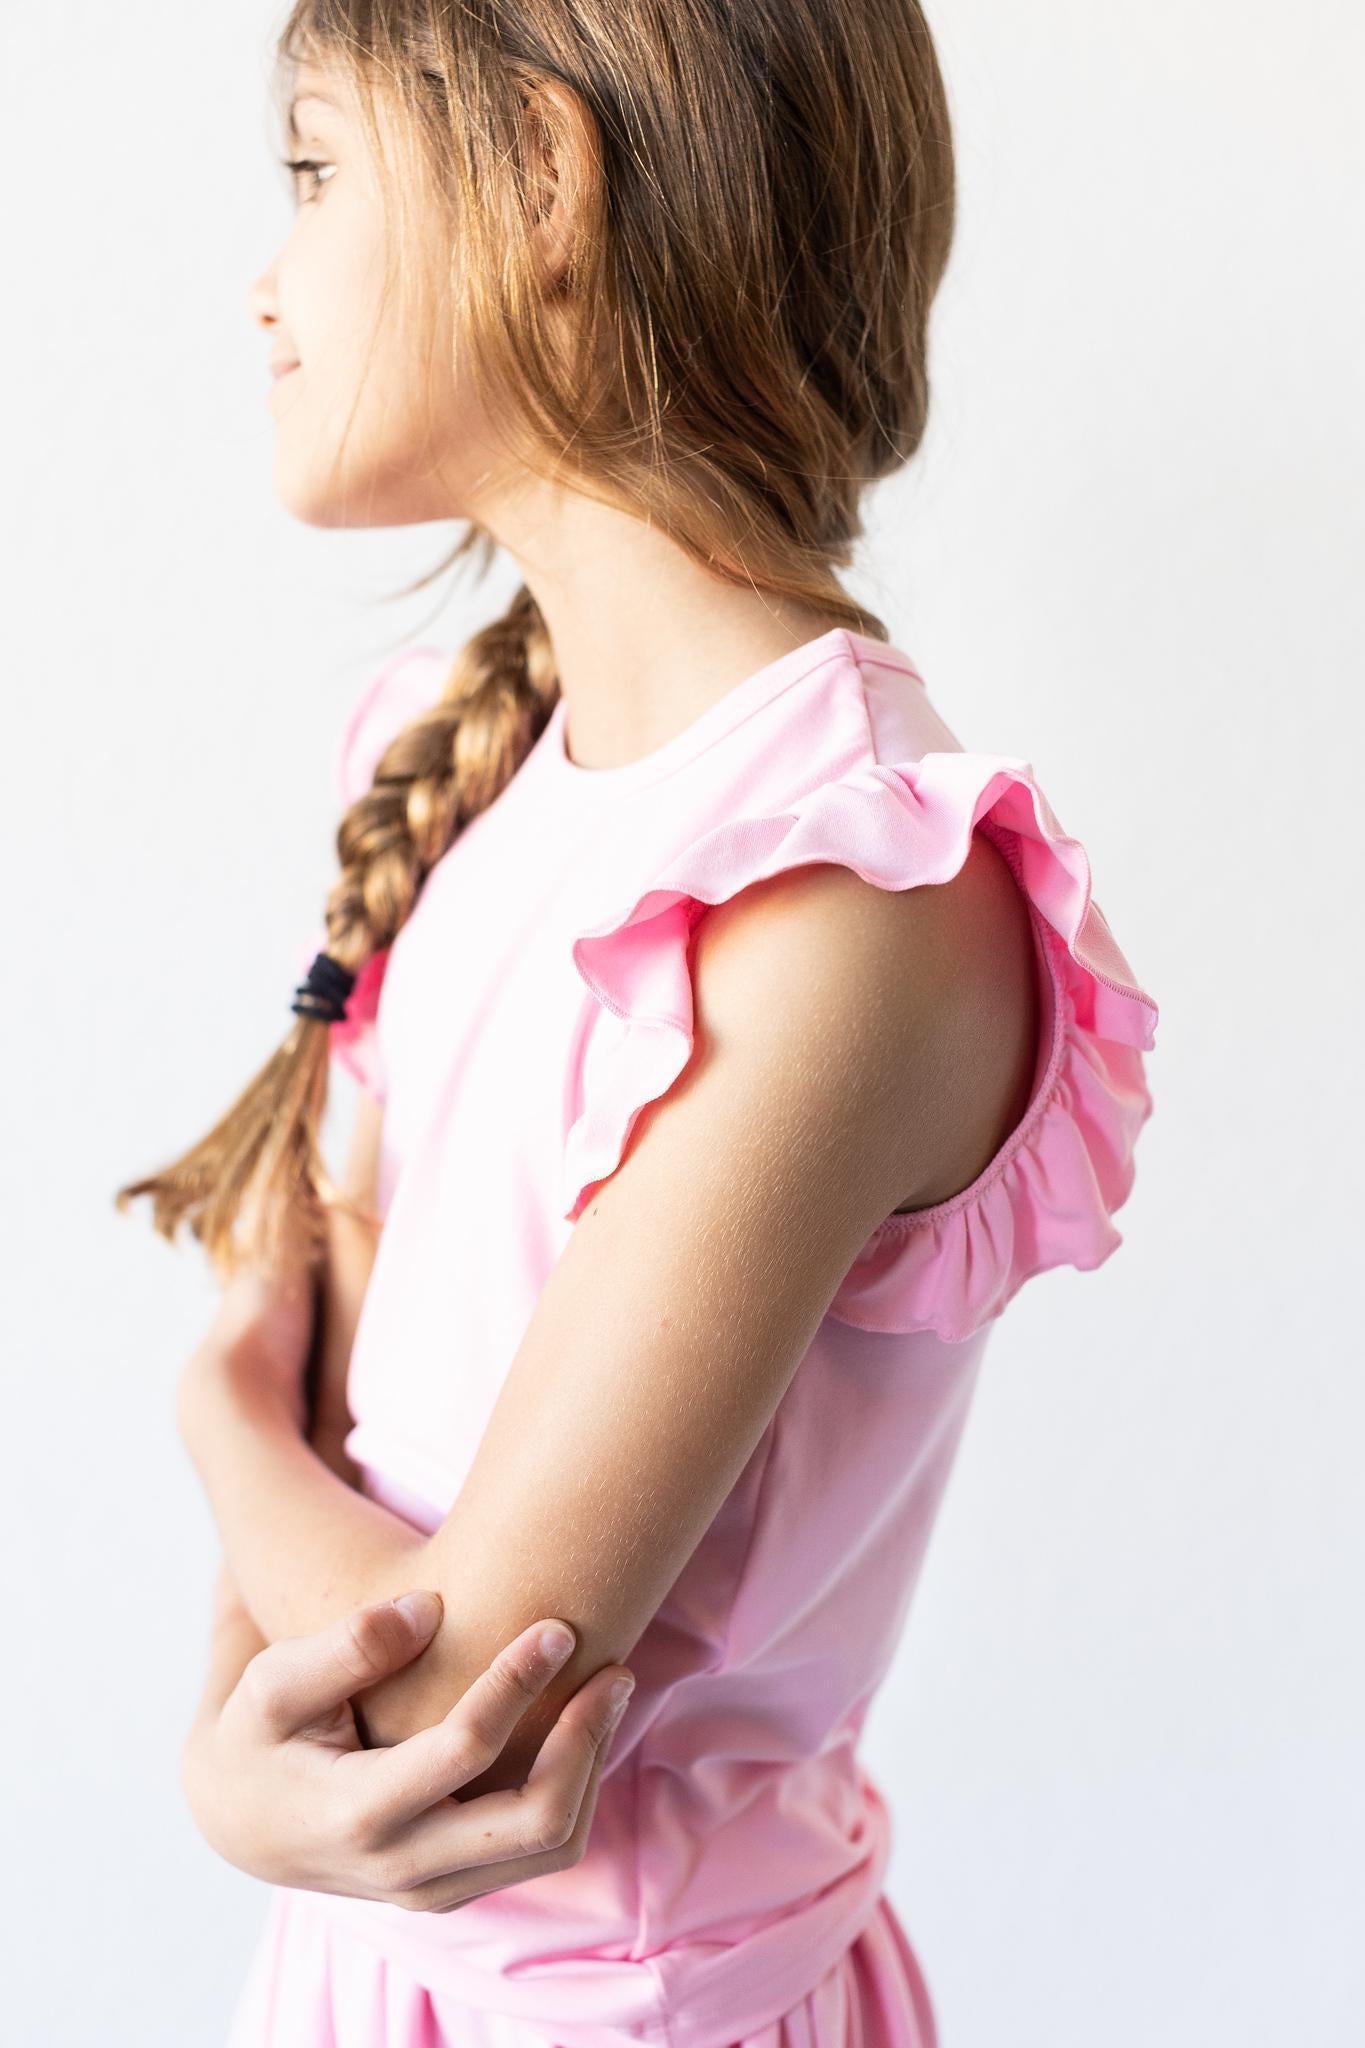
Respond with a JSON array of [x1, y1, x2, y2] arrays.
[[247, 61, 487, 528]]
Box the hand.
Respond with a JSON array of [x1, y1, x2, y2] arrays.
[[181, 1588, 636, 1913]]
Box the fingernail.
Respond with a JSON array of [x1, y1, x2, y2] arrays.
[[606, 1676, 635, 1725], [395, 1591, 442, 1633], [537, 1623, 575, 1668]]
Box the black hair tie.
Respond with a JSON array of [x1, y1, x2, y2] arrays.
[[291, 950, 357, 1025]]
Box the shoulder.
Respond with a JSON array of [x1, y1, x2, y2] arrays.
[[560, 684, 1159, 1330], [687, 833, 1041, 1217], [693, 825, 1028, 1004]]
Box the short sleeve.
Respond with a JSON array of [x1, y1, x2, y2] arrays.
[[293, 645, 448, 1100], [558, 751, 1159, 1345]]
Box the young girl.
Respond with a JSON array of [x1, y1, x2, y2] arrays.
[[119, 3, 1159, 2043]]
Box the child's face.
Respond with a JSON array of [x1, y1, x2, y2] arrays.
[[248, 61, 483, 526]]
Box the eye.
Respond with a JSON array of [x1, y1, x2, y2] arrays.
[[279, 156, 336, 205]]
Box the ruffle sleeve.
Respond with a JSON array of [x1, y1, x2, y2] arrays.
[[294, 646, 448, 1099], [559, 752, 1159, 1345]]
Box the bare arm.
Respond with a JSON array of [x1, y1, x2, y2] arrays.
[[186, 1091, 387, 1725], [180, 1087, 638, 1897], [184, 1555, 268, 1749], [180, 858, 1037, 1786], [305, 1092, 385, 1483]]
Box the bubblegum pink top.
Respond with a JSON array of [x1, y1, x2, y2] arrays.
[[293, 626, 1159, 2047]]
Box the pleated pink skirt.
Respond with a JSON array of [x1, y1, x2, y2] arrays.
[[224, 1887, 938, 2048]]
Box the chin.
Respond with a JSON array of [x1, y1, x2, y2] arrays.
[[271, 465, 374, 529], [272, 450, 440, 529]]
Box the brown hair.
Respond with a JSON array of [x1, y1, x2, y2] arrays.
[[115, 0, 957, 1282]]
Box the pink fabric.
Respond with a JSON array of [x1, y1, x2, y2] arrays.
[[256, 627, 1160, 2046], [228, 1883, 939, 2048]]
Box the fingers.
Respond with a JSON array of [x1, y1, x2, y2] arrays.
[[241, 1590, 445, 1741], [520, 1666, 635, 1830], [351, 1617, 582, 1832], [374, 1664, 635, 1911]]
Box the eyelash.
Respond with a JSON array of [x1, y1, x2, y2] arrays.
[[279, 156, 335, 204]]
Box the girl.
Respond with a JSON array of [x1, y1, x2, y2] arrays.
[[118, 3, 1160, 2044]]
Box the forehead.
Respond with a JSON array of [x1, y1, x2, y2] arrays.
[[289, 89, 338, 124], [285, 62, 352, 136]]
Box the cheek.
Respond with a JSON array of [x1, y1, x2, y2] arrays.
[[275, 206, 449, 487], [279, 203, 384, 371], [314, 245, 385, 388], [344, 287, 444, 454]]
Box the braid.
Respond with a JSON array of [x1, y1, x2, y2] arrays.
[[114, 588, 559, 1283], [327, 588, 558, 966]]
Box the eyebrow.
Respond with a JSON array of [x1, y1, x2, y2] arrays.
[[285, 91, 339, 141]]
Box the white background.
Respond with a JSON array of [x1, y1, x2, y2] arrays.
[[3, 2, 1361, 2042]]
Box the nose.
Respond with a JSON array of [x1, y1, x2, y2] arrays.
[[247, 263, 279, 331]]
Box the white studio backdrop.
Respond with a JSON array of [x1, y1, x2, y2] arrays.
[[2, 2, 1360, 2043]]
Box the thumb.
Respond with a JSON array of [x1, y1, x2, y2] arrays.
[[244, 1590, 443, 1740]]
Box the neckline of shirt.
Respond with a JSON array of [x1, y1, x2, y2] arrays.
[[536, 626, 923, 796]]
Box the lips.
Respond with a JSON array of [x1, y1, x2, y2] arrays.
[[270, 360, 301, 382]]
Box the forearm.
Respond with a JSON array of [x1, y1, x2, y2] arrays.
[[180, 1157, 453, 1745], [180, 1368, 461, 1752], [188, 1556, 269, 1736], [182, 1358, 429, 1646], [188, 1388, 361, 1706], [306, 1185, 379, 1488], [187, 1184, 372, 1657], [185, 1166, 390, 1635]]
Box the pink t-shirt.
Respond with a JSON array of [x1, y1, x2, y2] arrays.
[[294, 625, 1159, 2046]]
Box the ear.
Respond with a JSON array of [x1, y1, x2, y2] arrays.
[[522, 76, 599, 294]]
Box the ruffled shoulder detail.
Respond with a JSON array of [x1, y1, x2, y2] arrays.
[[294, 647, 448, 1098], [560, 751, 1159, 1345]]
